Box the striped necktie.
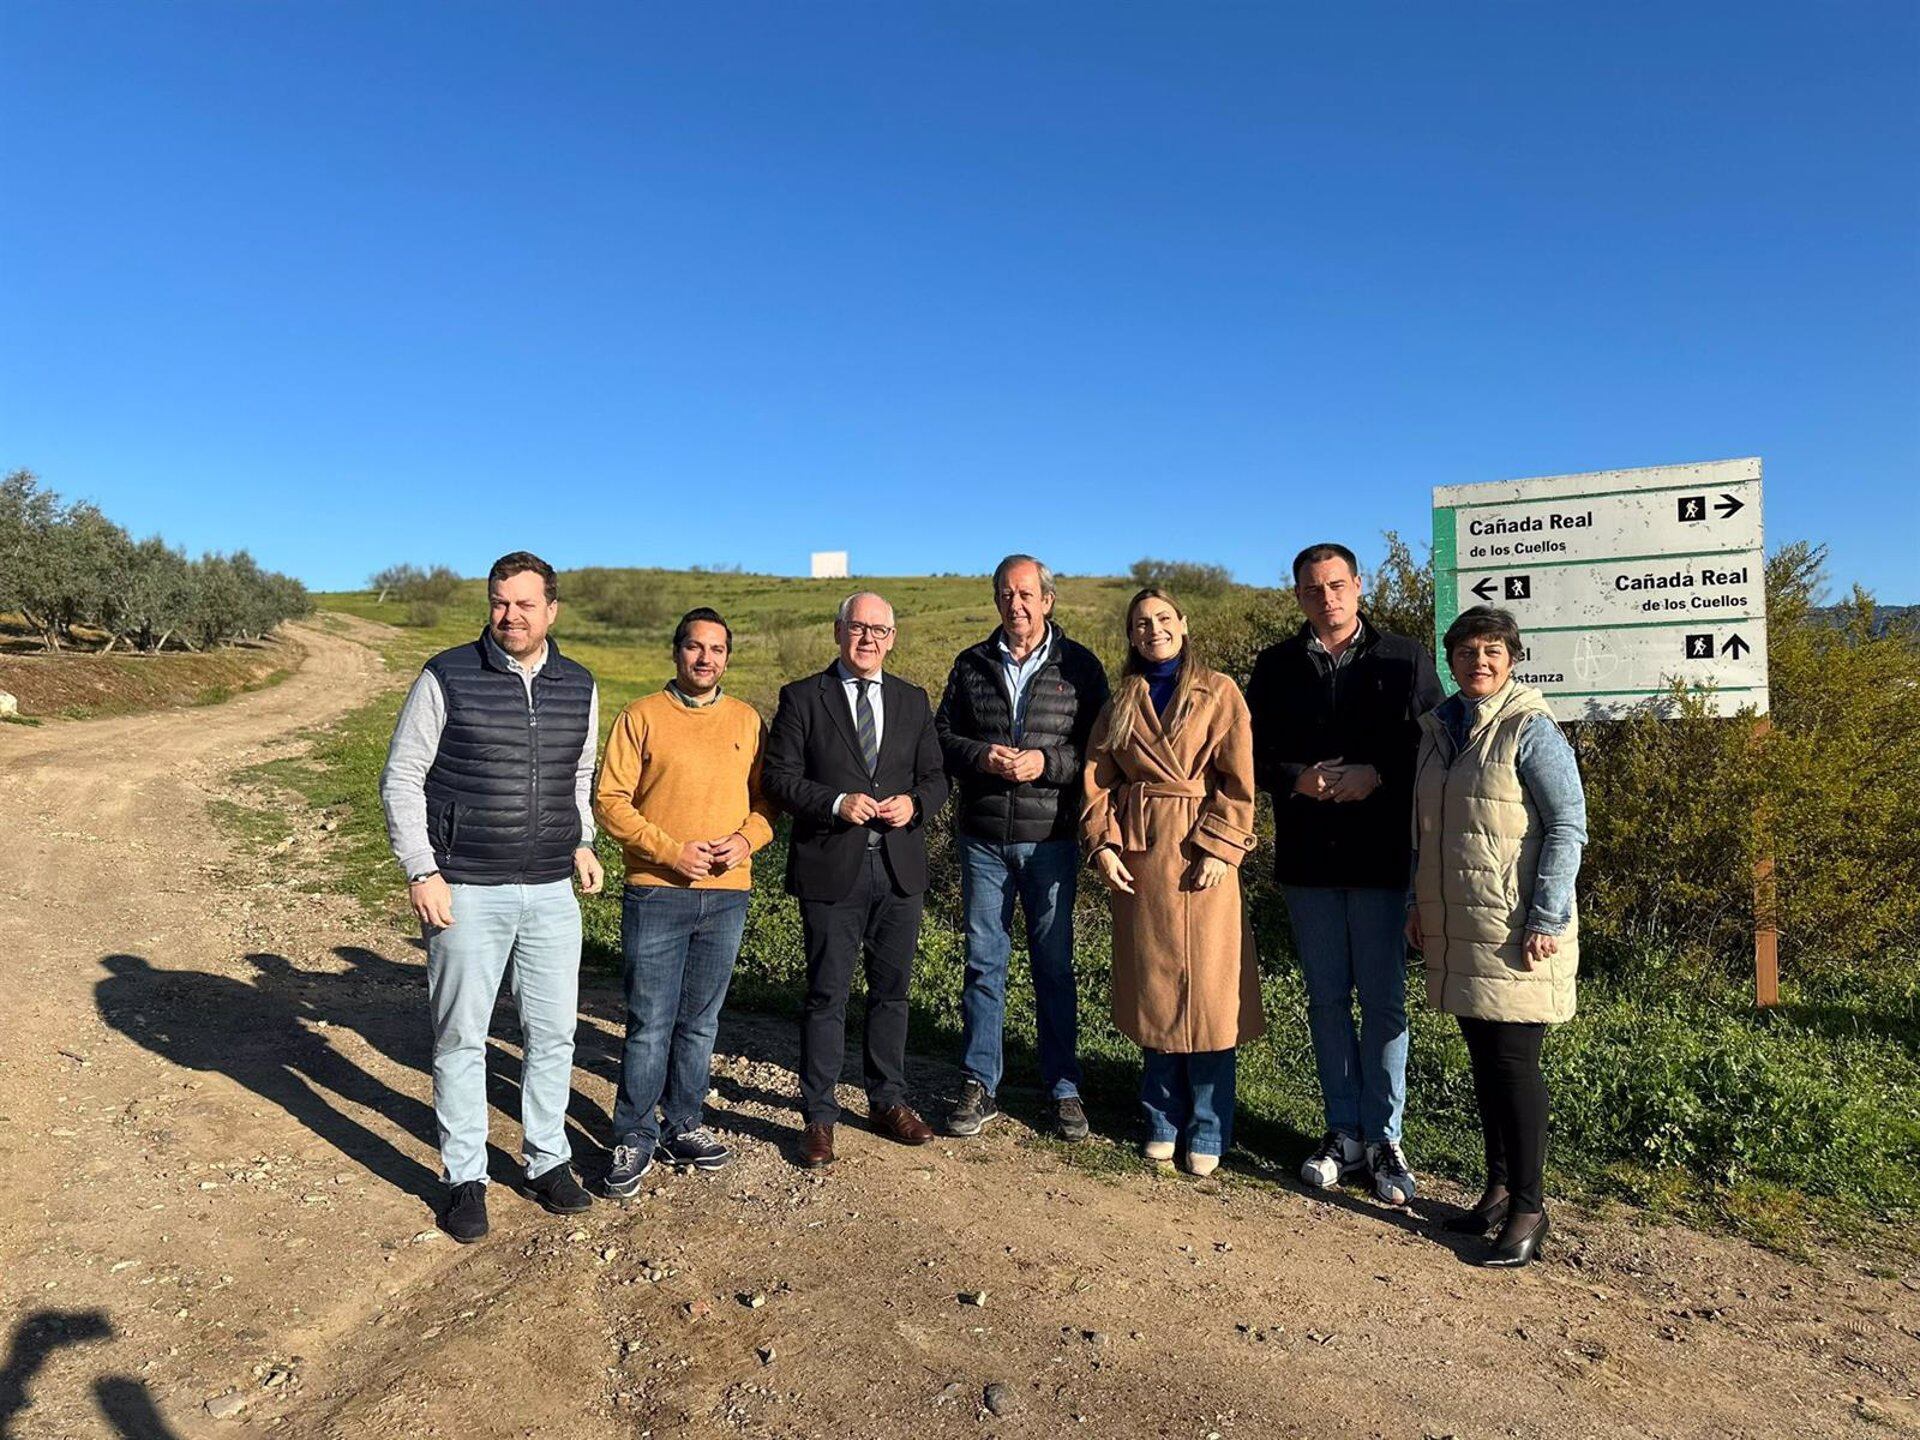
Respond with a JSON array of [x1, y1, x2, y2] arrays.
[[854, 678, 879, 775]]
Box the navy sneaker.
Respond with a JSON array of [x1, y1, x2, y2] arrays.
[[443, 1180, 488, 1243], [603, 1142, 653, 1199], [1368, 1140, 1418, 1207], [655, 1126, 731, 1172]]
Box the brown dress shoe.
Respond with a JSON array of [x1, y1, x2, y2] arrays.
[[873, 1104, 935, 1145], [798, 1122, 836, 1168]]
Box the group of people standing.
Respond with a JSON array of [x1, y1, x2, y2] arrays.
[[380, 545, 1585, 1270]]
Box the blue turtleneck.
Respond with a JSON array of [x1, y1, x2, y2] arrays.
[[1144, 654, 1182, 716]]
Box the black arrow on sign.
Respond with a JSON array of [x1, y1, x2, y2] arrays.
[[1722, 633, 1751, 659], [1713, 493, 1744, 519], [1470, 577, 1499, 602]]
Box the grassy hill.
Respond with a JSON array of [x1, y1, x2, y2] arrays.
[[315, 567, 1288, 721]]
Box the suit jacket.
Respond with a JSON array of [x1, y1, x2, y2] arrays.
[[763, 666, 951, 902]]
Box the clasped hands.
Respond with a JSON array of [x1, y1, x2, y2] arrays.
[[836, 792, 916, 828], [672, 832, 753, 881], [1293, 757, 1381, 803], [980, 744, 1045, 783], [1093, 847, 1228, 896]]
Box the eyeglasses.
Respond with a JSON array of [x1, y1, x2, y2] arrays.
[[843, 622, 895, 639]]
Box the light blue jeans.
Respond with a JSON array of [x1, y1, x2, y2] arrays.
[[425, 880, 581, 1185], [958, 835, 1083, 1100], [1284, 886, 1410, 1144], [1141, 1048, 1237, 1156]]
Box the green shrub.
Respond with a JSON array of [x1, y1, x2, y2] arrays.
[[589, 573, 672, 634], [1128, 557, 1234, 597], [1576, 543, 1920, 988], [404, 600, 442, 629]]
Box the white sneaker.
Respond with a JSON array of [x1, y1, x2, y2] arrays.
[[1368, 1139, 1418, 1206], [1185, 1152, 1220, 1178], [1143, 1139, 1176, 1162], [1300, 1130, 1366, 1189]]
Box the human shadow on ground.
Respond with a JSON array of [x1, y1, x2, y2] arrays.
[[324, 946, 617, 1171], [0, 1310, 184, 1440], [95, 953, 447, 1206]]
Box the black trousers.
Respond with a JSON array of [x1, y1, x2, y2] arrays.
[[1457, 1015, 1550, 1213], [798, 848, 925, 1125]]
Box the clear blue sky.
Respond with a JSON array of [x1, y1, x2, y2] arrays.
[[4, 3, 1916, 599]]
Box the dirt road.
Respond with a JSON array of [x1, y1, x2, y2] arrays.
[[2, 619, 1915, 1439]]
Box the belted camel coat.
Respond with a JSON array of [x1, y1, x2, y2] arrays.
[[1081, 666, 1265, 1054]]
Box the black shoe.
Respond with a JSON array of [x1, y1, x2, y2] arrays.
[[443, 1180, 489, 1243], [1444, 1185, 1511, 1235], [946, 1079, 999, 1137], [1482, 1209, 1549, 1268], [1051, 1096, 1090, 1142], [525, 1164, 593, 1215], [656, 1126, 731, 1172]]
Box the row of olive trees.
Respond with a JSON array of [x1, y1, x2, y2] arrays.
[[0, 469, 311, 652]]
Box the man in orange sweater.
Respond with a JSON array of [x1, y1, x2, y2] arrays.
[[593, 607, 777, 1195]]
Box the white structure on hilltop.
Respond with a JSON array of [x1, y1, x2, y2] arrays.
[[810, 551, 849, 579]]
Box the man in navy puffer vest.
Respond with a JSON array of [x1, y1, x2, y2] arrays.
[[380, 552, 604, 1242]]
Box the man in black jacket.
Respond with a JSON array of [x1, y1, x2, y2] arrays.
[[934, 555, 1111, 1140], [1247, 543, 1444, 1207], [763, 591, 951, 1168]]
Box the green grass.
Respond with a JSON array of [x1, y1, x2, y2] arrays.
[[213, 573, 1918, 1260]]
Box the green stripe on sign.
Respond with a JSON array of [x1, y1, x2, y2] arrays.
[[1431, 504, 1459, 696]]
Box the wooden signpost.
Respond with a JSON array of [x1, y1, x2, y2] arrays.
[[1432, 458, 1778, 1004]]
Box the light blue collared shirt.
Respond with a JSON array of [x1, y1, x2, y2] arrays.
[[997, 626, 1054, 743]]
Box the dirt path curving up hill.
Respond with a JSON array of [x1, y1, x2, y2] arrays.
[[1, 618, 1915, 1439]]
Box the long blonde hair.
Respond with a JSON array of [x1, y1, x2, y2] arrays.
[[1107, 587, 1196, 753]]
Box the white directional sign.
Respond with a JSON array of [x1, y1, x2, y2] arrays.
[[1433, 458, 1768, 720]]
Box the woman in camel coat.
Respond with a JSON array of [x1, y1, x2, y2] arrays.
[[1083, 588, 1264, 1175]]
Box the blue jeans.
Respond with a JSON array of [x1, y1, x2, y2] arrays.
[[611, 885, 751, 1149], [958, 835, 1082, 1100], [1140, 1048, 1237, 1155], [1284, 886, 1410, 1144], [425, 880, 581, 1185]]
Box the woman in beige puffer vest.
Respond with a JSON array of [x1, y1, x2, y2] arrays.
[[1410, 607, 1586, 1268]]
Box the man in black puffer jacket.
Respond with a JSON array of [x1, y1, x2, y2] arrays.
[[934, 555, 1111, 1141]]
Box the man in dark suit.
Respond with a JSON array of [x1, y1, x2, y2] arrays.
[[763, 590, 951, 1167]]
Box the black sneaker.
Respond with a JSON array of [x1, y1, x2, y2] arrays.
[[443, 1180, 489, 1243], [1051, 1096, 1091, 1142], [655, 1126, 731, 1172], [946, 1079, 999, 1137], [603, 1141, 653, 1198], [525, 1164, 593, 1215], [1300, 1130, 1366, 1190]]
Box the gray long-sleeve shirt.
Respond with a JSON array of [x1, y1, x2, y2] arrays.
[[379, 636, 599, 878]]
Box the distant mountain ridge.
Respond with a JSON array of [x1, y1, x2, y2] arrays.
[[1812, 602, 1919, 639]]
